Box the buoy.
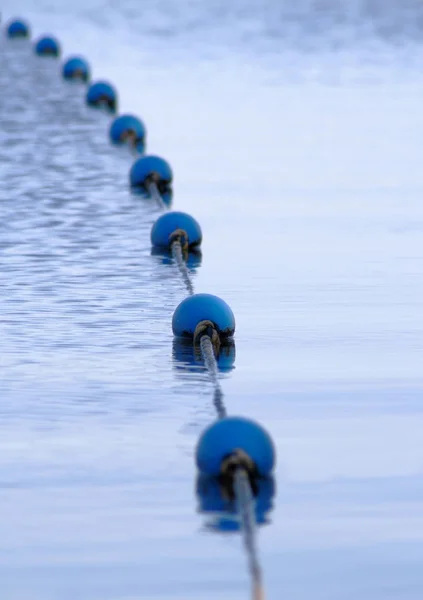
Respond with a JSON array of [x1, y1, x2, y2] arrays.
[[34, 35, 61, 57], [62, 56, 90, 82], [109, 114, 146, 151], [129, 155, 173, 193], [86, 81, 117, 113], [151, 212, 202, 250], [6, 19, 30, 38], [196, 416, 275, 478], [172, 293, 235, 340]]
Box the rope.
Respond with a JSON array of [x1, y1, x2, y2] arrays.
[[146, 179, 167, 210], [234, 467, 264, 600], [199, 332, 226, 419], [121, 130, 142, 158], [171, 239, 195, 296]]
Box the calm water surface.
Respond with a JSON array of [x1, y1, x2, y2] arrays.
[[1, 1, 422, 598]]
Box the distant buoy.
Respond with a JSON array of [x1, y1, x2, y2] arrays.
[[6, 19, 30, 38], [62, 56, 90, 82], [109, 114, 146, 152], [130, 155, 172, 193], [196, 416, 275, 478], [151, 212, 202, 250], [34, 35, 61, 57], [172, 293, 235, 340], [86, 81, 117, 113]]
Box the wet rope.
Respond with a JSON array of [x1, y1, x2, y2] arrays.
[[234, 467, 264, 600], [170, 231, 195, 296], [221, 450, 264, 600], [195, 322, 227, 420], [146, 179, 167, 210]]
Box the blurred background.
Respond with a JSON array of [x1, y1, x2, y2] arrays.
[[0, 1, 422, 599]]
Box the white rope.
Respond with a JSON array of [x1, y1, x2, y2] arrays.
[[146, 179, 167, 210], [171, 240, 194, 296], [234, 468, 264, 600], [199, 334, 226, 419]]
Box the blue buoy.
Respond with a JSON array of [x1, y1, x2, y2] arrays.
[[196, 416, 276, 478], [62, 56, 90, 82], [109, 114, 146, 151], [151, 212, 202, 250], [130, 155, 173, 193], [172, 294, 235, 340], [35, 35, 61, 57], [6, 19, 30, 38], [86, 81, 117, 113]]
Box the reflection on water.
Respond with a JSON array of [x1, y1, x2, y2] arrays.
[[151, 246, 202, 270], [172, 337, 236, 374], [196, 473, 275, 532]]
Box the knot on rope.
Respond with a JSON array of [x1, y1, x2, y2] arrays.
[[97, 94, 115, 110], [220, 449, 258, 500], [120, 128, 138, 146], [193, 320, 221, 354], [169, 228, 189, 254]]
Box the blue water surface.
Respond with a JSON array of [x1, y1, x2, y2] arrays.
[[1, 1, 423, 599]]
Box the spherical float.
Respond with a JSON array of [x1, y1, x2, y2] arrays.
[[129, 155, 173, 192], [172, 293, 235, 340], [196, 416, 275, 478], [34, 35, 60, 57], [62, 56, 90, 82], [86, 81, 117, 113], [109, 114, 146, 150], [6, 19, 30, 38], [151, 212, 202, 250]]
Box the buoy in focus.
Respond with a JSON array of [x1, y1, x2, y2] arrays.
[[6, 19, 30, 38], [62, 56, 90, 82], [130, 155, 173, 194], [109, 114, 146, 152], [86, 81, 118, 113], [151, 211, 202, 250], [34, 35, 61, 57], [196, 416, 275, 479], [172, 293, 235, 340]]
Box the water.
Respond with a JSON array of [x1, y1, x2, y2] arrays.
[[1, 1, 423, 598]]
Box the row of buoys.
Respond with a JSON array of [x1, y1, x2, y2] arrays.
[[4, 15, 276, 597]]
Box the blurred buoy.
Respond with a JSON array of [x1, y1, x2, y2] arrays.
[[62, 56, 90, 82], [130, 155, 172, 193], [6, 18, 30, 38], [172, 294, 235, 340], [35, 35, 60, 57], [86, 80, 117, 113], [151, 212, 202, 250], [109, 114, 146, 152], [196, 416, 275, 478]]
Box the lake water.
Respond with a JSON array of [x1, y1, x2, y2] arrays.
[[1, 1, 422, 598]]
